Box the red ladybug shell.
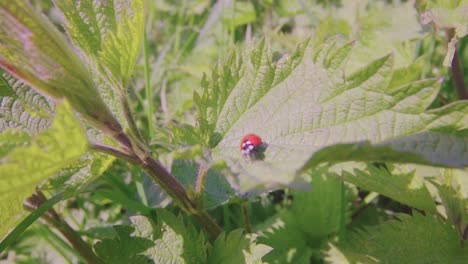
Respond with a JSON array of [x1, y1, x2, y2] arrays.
[[240, 134, 263, 156]]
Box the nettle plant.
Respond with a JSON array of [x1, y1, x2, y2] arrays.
[[0, 0, 467, 263]]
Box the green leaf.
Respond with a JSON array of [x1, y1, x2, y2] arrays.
[[337, 213, 467, 263], [430, 172, 468, 237], [55, 0, 145, 88], [259, 171, 349, 263], [197, 36, 468, 192], [42, 152, 115, 199], [0, 0, 122, 134], [259, 217, 313, 264], [286, 171, 346, 240], [0, 130, 30, 158], [93, 225, 153, 264], [0, 101, 88, 239], [208, 229, 272, 264], [131, 212, 209, 264], [0, 73, 53, 134], [0, 70, 15, 97], [342, 166, 436, 212]]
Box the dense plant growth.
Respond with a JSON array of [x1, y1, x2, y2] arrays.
[[0, 0, 467, 263]]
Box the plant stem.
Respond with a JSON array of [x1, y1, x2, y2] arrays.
[[47, 216, 103, 264], [25, 191, 103, 264], [451, 46, 468, 99], [447, 28, 468, 100], [120, 95, 146, 144], [241, 201, 252, 233], [90, 143, 223, 239], [143, 23, 154, 138]]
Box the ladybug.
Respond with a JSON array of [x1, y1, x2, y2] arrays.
[[240, 134, 264, 158]]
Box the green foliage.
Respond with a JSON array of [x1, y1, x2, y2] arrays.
[[0, 0, 121, 133], [208, 230, 272, 264], [337, 213, 467, 263], [342, 165, 436, 213], [131, 212, 209, 263], [171, 159, 236, 209], [54, 0, 144, 89], [431, 171, 468, 237], [0, 101, 87, 239], [196, 35, 468, 192], [0, 73, 53, 134], [416, 0, 468, 66], [93, 213, 271, 264], [258, 171, 350, 263], [0, 0, 467, 263], [94, 225, 153, 264]]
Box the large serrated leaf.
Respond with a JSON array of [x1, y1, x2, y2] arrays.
[[197, 36, 468, 192], [337, 213, 467, 263], [0, 101, 88, 239], [342, 166, 436, 213]]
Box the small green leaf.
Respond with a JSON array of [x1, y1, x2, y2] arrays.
[[431, 174, 468, 237], [342, 166, 436, 212], [337, 213, 467, 263], [0, 101, 87, 239], [0, 70, 15, 97]]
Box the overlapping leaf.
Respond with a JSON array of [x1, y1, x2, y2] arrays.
[[0, 101, 87, 239], [196, 36, 468, 192], [0, 71, 114, 199]]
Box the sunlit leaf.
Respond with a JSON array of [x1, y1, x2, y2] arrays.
[[196, 36, 468, 192], [0, 101, 87, 239]]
